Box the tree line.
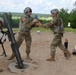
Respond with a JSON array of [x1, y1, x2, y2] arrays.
[[0, 8, 76, 28], [58, 8, 76, 28]]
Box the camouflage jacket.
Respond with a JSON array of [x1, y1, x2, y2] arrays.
[[18, 15, 35, 33], [42, 17, 64, 34]]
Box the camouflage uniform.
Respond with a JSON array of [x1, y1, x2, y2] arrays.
[[8, 7, 36, 60], [42, 9, 71, 60], [0, 18, 4, 72], [43, 17, 66, 56], [0, 17, 4, 30], [16, 15, 35, 54]]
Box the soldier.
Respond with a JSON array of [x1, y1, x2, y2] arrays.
[[0, 17, 4, 72], [41, 9, 71, 61], [0, 18, 4, 30], [8, 7, 39, 60]]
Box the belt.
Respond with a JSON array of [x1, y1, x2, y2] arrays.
[[54, 32, 63, 34], [54, 32, 63, 37]]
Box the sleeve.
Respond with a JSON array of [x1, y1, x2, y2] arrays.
[[27, 21, 35, 27], [42, 18, 58, 28], [21, 16, 35, 28]]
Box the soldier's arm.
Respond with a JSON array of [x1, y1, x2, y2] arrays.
[[27, 19, 40, 27], [42, 18, 58, 28], [42, 22, 52, 28], [27, 21, 35, 27], [21, 16, 35, 28]]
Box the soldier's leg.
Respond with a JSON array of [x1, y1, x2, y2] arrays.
[[46, 34, 60, 61], [46, 44, 56, 61], [58, 40, 71, 59], [58, 40, 66, 52], [25, 33, 32, 60], [8, 32, 24, 60], [16, 33, 25, 47]]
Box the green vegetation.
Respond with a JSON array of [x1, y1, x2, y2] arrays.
[[8, 27, 76, 33], [0, 8, 76, 29], [58, 8, 76, 28], [11, 27, 51, 32], [32, 27, 76, 33], [32, 27, 51, 32], [65, 28, 76, 33]]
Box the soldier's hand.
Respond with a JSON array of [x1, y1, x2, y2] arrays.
[[35, 22, 42, 27], [33, 19, 39, 23]]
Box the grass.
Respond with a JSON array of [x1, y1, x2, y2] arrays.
[[13, 27, 76, 33], [11, 27, 51, 32], [3, 27, 76, 33], [32, 27, 51, 32], [32, 27, 76, 33], [65, 28, 76, 33]]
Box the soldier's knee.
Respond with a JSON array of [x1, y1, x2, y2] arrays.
[[51, 44, 56, 48], [26, 50, 30, 54], [26, 41, 31, 46]]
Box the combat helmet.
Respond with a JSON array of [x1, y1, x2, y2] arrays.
[[24, 7, 32, 14], [51, 9, 59, 14]]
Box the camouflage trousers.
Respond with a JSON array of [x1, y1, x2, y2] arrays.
[[15, 32, 32, 54], [50, 33, 66, 57]]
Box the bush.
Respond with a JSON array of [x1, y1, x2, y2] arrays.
[[12, 19, 19, 28]]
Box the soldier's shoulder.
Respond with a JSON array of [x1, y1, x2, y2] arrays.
[[57, 17, 63, 22], [20, 15, 27, 22], [54, 17, 62, 22]]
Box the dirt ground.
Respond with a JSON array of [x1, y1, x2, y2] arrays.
[[0, 32, 76, 75]]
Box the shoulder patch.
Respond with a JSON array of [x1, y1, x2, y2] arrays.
[[21, 17, 27, 22]]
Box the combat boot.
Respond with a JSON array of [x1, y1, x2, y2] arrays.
[[8, 53, 15, 60], [46, 56, 55, 61], [65, 50, 71, 59]]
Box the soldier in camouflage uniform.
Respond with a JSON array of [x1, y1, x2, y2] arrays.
[[0, 17, 4, 72], [0, 18, 4, 30], [8, 7, 39, 60], [41, 9, 71, 61]]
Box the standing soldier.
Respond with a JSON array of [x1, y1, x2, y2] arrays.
[[8, 7, 39, 60], [41, 9, 71, 61]]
